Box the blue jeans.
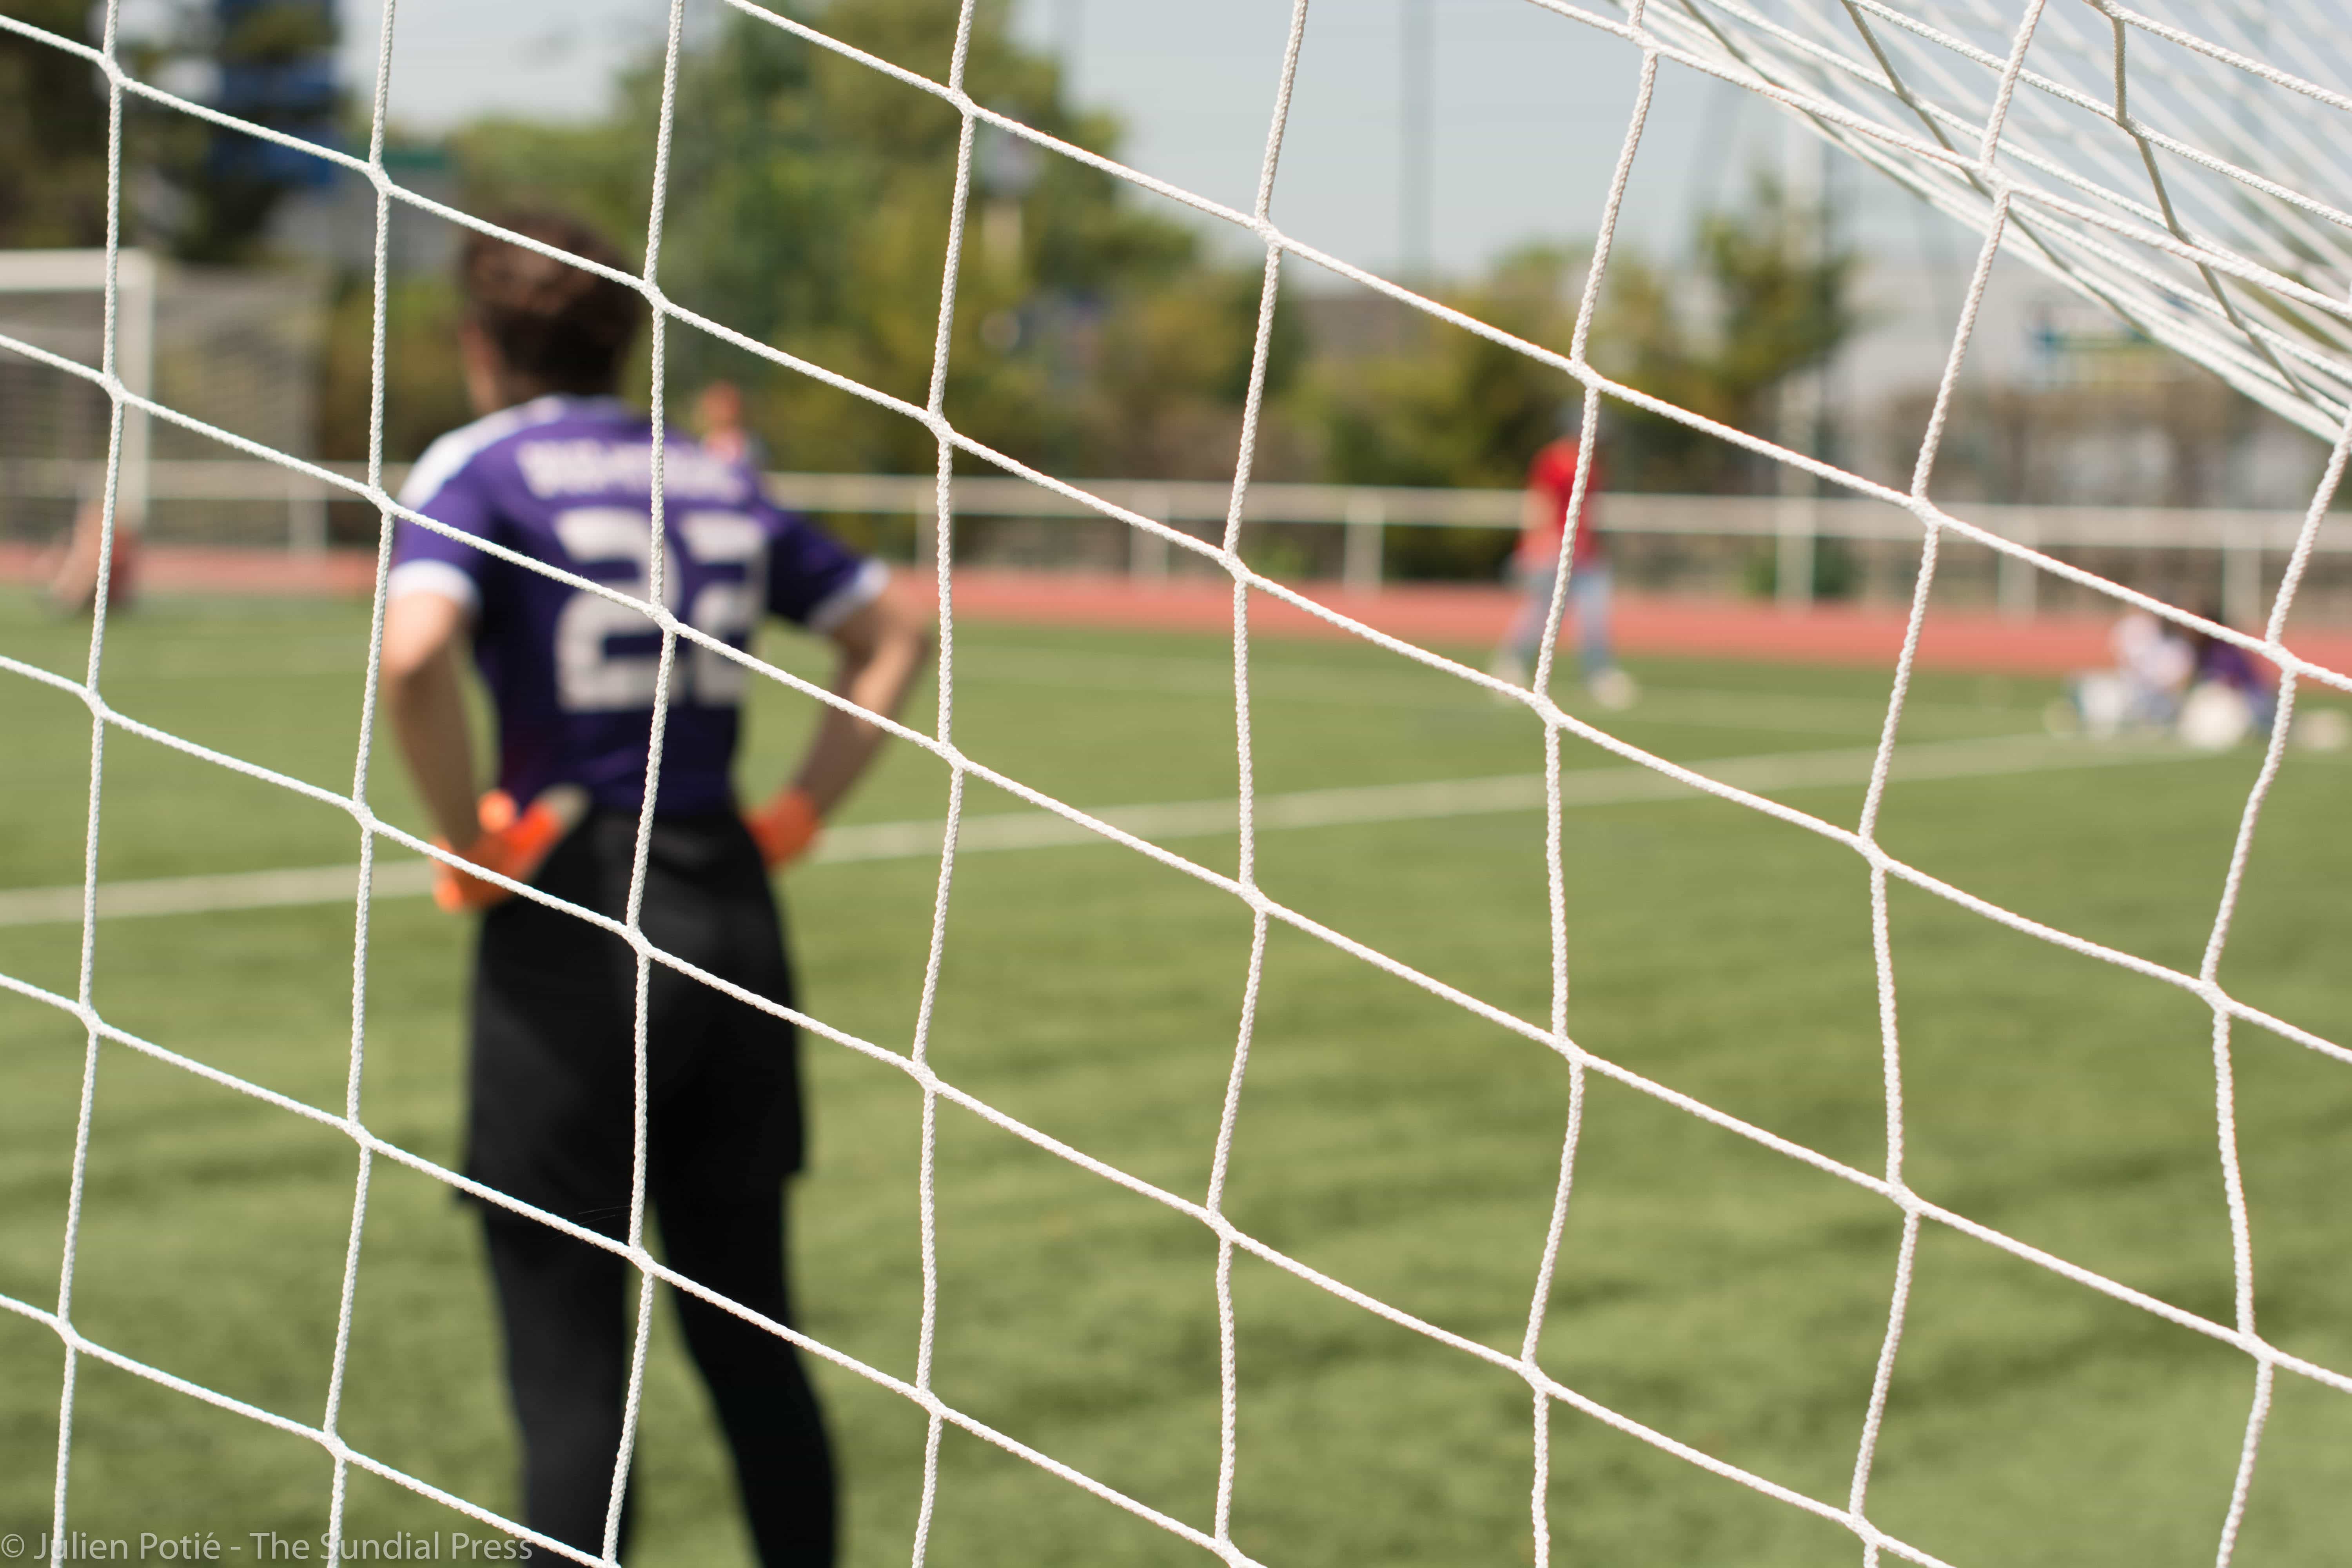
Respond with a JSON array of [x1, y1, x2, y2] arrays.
[[1505, 559, 1614, 677]]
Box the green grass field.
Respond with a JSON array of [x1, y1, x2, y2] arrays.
[[4, 586, 2352, 1566]]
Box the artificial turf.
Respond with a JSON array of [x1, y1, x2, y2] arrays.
[[3, 586, 2350, 1566]]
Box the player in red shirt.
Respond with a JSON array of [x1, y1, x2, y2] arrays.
[[1491, 405, 1637, 708]]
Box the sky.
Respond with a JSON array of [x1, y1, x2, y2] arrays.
[[330, 0, 1874, 280]]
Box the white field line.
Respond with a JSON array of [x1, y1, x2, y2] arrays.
[[960, 657, 2025, 735], [0, 732, 2190, 929], [962, 646, 2037, 725], [19, 639, 2040, 735]]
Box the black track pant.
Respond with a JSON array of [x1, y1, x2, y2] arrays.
[[467, 811, 834, 1563], [481, 1196, 835, 1562]]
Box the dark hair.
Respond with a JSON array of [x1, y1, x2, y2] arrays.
[[459, 213, 642, 395]]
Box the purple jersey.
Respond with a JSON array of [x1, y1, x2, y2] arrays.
[[387, 396, 882, 816]]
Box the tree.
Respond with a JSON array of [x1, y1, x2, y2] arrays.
[[316, 273, 474, 474], [0, 0, 345, 260], [1594, 175, 1859, 494], [164, 0, 342, 263], [1293, 247, 1587, 577], [1301, 178, 1857, 501], [1303, 245, 1583, 493], [0, 0, 112, 248], [436, 0, 1274, 482]]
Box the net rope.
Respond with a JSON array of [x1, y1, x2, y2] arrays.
[[2, 0, 2351, 1563]]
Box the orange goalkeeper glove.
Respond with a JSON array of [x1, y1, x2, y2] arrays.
[[432, 784, 588, 913], [744, 786, 822, 870]]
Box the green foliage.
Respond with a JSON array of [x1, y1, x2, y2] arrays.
[[423, 0, 1272, 481], [1298, 246, 1579, 578], [0, 0, 113, 247], [316, 273, 475, 473], [138, 2, 346, 263], [1595, 174, 1860, 494], [1082, 263, 1306, 478], [1298, 176, 1858, 526], [1742, 534, 1860, 601], [0, 0, 343, 259], [1305, 245, 1582, 493]]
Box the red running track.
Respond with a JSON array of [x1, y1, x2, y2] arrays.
[[9, 544, 2347, 678], [908, 569, 2352, 679]]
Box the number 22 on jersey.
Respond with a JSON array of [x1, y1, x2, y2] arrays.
[[552, 508, 765, 712]]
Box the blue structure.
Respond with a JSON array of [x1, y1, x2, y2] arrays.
[[208, 0, 340, 191]]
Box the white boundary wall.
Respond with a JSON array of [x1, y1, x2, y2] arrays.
[[9, 459, 2346, 617]]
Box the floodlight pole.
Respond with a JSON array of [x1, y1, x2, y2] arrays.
[[1056, 0, 1082, 96], [1399, 0, 1433, 282], [1776, 120, 1824, 612]]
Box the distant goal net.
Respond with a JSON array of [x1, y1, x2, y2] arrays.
[[0, 247, 330, 554]]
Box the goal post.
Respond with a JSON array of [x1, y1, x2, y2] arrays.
[[0, 246, 155, 534], [0, 245, 335, 563]]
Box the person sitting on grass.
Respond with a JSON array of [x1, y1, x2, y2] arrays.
[[379, 211, 931, 1564], [2057, 607, 2192, 740], [2177, 601, 2277, 750]]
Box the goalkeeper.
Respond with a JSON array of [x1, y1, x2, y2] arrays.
[[379, 213, 930, 1562]]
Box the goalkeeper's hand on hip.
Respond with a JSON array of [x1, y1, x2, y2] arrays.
[[745, 786, 822, 870], [433, 785, 589, 913]]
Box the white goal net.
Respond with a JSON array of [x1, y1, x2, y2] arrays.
[[1637, 0, 2352, 443], [2, 0, 2350, 1565]]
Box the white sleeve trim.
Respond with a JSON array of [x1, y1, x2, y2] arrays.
[[386, 559, 481, 615], [805, 558, 888, 634], [396, 397, 566, 511]]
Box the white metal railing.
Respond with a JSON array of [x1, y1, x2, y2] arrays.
[[4, 459, 2346, 620]]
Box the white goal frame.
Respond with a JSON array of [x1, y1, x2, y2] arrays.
[[0, 247, 154, 532]]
